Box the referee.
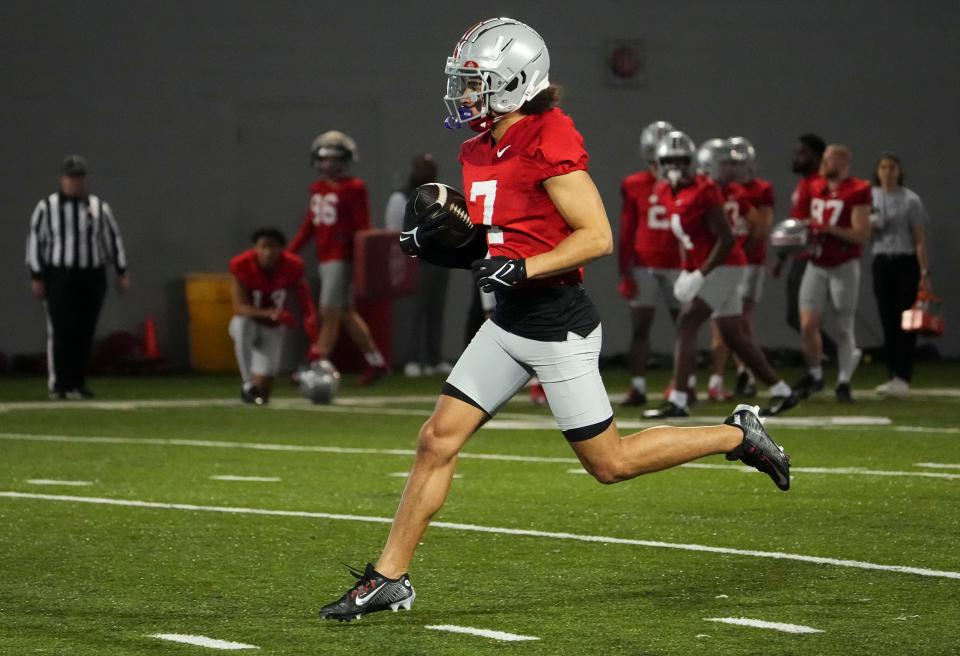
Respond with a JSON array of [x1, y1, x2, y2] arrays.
[[25, 155, 129, 399]]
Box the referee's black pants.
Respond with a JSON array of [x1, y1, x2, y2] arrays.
[[872, 254, 920, 382], [44, 267, 107, 392]]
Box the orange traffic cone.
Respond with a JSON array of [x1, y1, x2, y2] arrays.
[[143, 315, 161, 359]]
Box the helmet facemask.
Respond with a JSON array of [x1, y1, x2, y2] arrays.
[[442, 18, 551, 131]]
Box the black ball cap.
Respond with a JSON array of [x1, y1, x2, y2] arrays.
[[61, 154, 88, 177]]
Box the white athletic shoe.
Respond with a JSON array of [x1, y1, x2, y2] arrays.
[[433, 361, 453, 375], [403, 362, 423, 378], [876, 377, 910, 398]]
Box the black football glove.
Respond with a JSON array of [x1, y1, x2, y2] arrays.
[[399, 226, 424, 257], [472, 256, 527, 292]]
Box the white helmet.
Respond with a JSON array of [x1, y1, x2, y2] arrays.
[[728, 136, 757, 181], [298, 360, 341, 404], [443, 18, 550, 129], [311, 131, 358, 169], [656, 131, 697, 185], [640, 120, 673, 163]]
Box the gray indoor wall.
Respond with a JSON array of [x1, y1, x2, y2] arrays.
[[2, 0, 957, 369]]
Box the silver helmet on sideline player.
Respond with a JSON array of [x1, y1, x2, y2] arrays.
[[655, 131, 697, 187], [696, 138, 731, 182], [299, 360, 341, 404], [310, 131, 358, 169], [443, 18, 551, 129], [640, 120, 673, 164], [728, 136, 757, 182]]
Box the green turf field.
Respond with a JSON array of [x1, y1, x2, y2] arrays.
[[1, 364, 959, 655]]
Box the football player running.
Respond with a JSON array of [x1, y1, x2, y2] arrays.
[[642, 135, 797, 419], [229, 228, 317, 404], [318, 18, 791, 622], [795, 144, 871, 402], [618, 120, 681, 407]]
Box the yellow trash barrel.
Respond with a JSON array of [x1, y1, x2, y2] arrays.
[[185, 273, 238, 372]]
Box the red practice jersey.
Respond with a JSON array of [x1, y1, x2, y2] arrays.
[[790, 173, 820, 219], [653, 175, 745, 272], [803, 176, 872, 268], [288, 176, 371, 262], [620, 170, 681, 271], [459, 108, 588, 287], [229, 249, 315, 329], [738, 177, 774, 264]]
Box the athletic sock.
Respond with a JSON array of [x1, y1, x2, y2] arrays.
[[687, 374, 697, 389], [769, 380, 791, 397], [364, 350, 386, 368], [631, 376, 646, 393], [708, 374, 724, 390], [668, 389, 688, 408], [809, 365, 823, 381]]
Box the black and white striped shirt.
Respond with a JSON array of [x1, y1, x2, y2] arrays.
[[25, 192, 127, 279]]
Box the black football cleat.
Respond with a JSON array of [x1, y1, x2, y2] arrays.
[[835, 383, 854, 403], [760, 391, 800, 417], [724, 404, 791, 491], [620, 388, 648, 407], [735, 371, 757, 398], [792, 374, 823, 400], [240, 385, 268, 405], [642, 401, 689, 418], [319, 563, 415, 622]]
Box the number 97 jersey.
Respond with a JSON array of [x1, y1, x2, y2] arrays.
[[459, 108, 589, 286]]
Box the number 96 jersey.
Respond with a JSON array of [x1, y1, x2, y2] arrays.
[[459, 108, 589, 286]]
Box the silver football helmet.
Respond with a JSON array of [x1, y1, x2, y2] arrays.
[[729, 136, 757, 182], [298, 360, 341, 404], [639, 120, 673, 163], [770, 218, 809, 255], [443, 18, 551, 129], [696, 138, 730, 181], [311, 131, 358, 168], [655, 131, 697, 186]]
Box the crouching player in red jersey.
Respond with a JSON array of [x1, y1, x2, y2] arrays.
[[318, 18, 791, 622], [229, 227, 317, 405]]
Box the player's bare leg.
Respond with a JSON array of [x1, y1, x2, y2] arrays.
[[623, 306, 655, 405], [800, 309, 823, 368], [375, 395, 486, 578], [732, 299, 758, 396], [715, 315, 797, 415], [316, 307, 343, 359], [343, 310, 388, 382], [571, 421, 741, 483], [709, 320, 733, 400]]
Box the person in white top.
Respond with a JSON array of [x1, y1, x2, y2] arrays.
[[869, 153, 931, 397]]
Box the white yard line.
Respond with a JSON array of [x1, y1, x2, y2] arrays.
[[26, 479, 92, 486], [2, 491, 959, 581], [703, 618, 822, 634], [915, 462, 960, 469], [3, 432, 957, 481], [425, 625, 539, 642], [150, 634, 258, 649], [210, 476, 281, 482]]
